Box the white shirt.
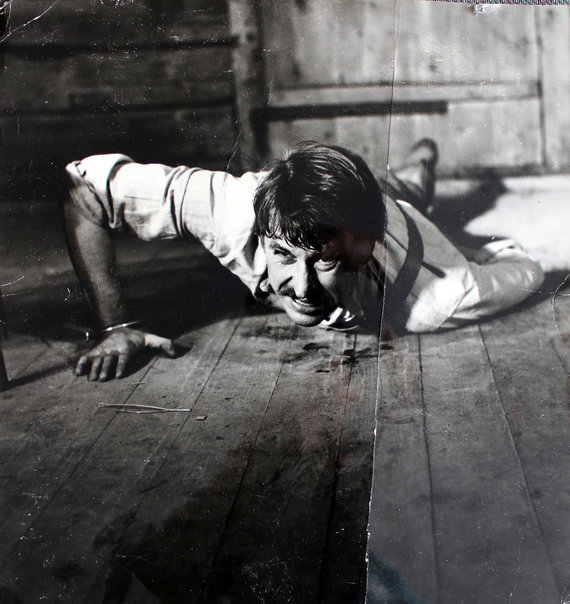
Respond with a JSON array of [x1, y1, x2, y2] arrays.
[[66, 154, 543, 333]]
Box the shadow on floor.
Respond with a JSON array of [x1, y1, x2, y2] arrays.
[[429, 174, 508, 250]]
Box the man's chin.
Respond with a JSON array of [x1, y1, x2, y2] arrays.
[[282, 298, 332, 327]]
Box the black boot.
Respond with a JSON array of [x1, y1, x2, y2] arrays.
[[386, 138, 438, 216]]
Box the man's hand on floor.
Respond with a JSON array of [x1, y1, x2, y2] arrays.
[[74, 328, 176, 381]]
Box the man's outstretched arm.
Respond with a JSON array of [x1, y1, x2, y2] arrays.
[[63, 189, 175, 381]]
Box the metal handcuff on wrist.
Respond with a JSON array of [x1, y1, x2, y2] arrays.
[[85, 320, 144, 341]]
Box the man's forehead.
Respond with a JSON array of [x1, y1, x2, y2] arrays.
[[262, 235, 324, 254]]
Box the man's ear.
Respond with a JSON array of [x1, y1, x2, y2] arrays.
[[323, 232, 376, 269], [259, 278, 274, 293]]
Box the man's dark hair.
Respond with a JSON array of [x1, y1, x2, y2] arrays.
[[254, 142, 385, 249]]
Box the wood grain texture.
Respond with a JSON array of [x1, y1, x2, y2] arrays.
[[0, 106, 237, 168], [5, 0, 229, 47], [390, 2, 539, 85], [0, 316, 242, 602], [262, 0, 395, 88], [228, 0, 269, 168], [419, 324, 559, 604], [0, 341, 146, 568], [478, 293, 570, 593], [317, 331, 379, 603], [94, 312, 298, 603], [366, 335, 438, 604], [537, 7, 570, 170], [1, 48, 232, 114], [259, 0, 567, 175], [261, 0, 538, 88], [0, 334, 56, 382], [268, 98, 543, 175], [1, 0, 237, 192], [269, 82, 539, 106], [201, 326, 372, 603]]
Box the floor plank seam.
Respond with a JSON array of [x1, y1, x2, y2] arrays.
[[477, 323, 563, 595], [196, 315, 295, 602], [88, 314, 246, 595], [0, 356, 160, 573], [418, 334, 443, 604], [550, 273, 569, 341], [315, 332, 358, 602]]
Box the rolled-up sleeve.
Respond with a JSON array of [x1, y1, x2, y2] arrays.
[[65, 154, 268, 294], [66, 154, 197, 239]]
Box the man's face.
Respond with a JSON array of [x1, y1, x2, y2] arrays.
[[262, 232, 375, 327]]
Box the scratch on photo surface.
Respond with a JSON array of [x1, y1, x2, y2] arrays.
[[0, 289, 34, 297], [0, 0, 59, 44], [0, 275, 24, 288], [226, 120, 240, 172], [10, 100, 20, 134], [507, 537, 523, 604], [551, 273, 569, 340]]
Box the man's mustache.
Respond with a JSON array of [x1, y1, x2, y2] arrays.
[[277, 285, 330, 306]]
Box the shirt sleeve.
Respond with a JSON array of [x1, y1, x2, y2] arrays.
[[65, 154, 268, 295]]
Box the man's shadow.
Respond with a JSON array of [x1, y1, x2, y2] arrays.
[[3, 244, 268, 384], [428, 173, 508, 250], [385, 173, 568, 334]]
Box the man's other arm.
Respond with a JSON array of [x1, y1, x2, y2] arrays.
[[63, 156, 178, 381], [63, 200, 175, 381]]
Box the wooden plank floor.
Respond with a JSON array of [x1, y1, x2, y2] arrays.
[[0, 301, 378, 603], [367, 278, 570, 604], [1, 271, 567, 603]]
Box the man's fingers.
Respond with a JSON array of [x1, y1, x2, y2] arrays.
[[88, 356, 104, 381], [144, 334, 176, 357], [115, 353, 129, 379], [75, 355, 90, 376], [99, 355, 118, 381], [75, 331, 175, 381]]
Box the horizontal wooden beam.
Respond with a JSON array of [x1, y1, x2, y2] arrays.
[[0, 96, 233, 117], [269, 82, 538, 106], [2, 37, 237, 59], [5, 1, 229, 48], [1, 46, 233, 114], [252, 101, 447, 122], [0, 105, 237, 172]]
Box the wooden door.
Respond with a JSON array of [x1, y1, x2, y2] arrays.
[[239, 0, 570, 175]]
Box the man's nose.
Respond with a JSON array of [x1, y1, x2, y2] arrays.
[[292, 263, 317, 299]]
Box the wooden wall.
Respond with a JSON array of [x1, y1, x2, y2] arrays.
[[1, 0, 569, 199], [0, 0, 238, 196], [257, 0, 570, 177]]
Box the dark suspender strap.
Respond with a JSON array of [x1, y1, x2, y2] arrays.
[[389, 211, 425, 306]]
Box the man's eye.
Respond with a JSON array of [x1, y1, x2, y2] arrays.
[[274, 249, 294, 262], [315, 258, 338, 271]]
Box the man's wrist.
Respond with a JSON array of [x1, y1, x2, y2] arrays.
[[99, 320, 144, 335], [86, 320, 144, 341]]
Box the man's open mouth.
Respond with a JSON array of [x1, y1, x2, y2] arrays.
[[289, 298, 330, 314]]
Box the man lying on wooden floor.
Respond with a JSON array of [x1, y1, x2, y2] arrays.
[[64, 140, 544, 381]]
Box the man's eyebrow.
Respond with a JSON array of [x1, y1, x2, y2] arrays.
[[268, 240, 323, 259], [268, 241, 290, 252]]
